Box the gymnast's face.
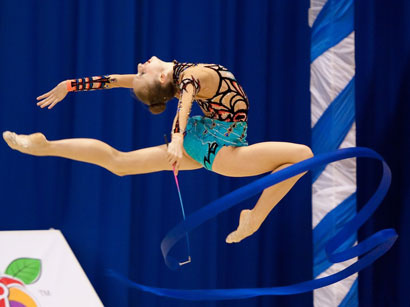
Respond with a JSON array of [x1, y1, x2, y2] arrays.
[[132, 56, 176, 111], [134, 56, 167, 88]]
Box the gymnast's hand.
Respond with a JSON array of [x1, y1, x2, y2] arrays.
[[167, 133, 184, 175], [36, 81, 68, 109]]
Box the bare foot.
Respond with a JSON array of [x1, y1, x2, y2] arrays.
[[225, 209, 261, 244], [3, 131, 48, 156]]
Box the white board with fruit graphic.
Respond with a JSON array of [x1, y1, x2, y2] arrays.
[[0, 229, 103, 307]]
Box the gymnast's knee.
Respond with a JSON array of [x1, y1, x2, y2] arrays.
[[297, 145, 314, 162], [107, 151, 132, 177]]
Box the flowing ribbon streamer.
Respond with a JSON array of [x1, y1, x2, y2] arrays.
[[108, 147, 397, 300]]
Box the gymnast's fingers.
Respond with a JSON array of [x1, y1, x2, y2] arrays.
[[169, 156, 177, 168], [36, 95, 51, 105], [174, 161, 180, 176], [36, 91, 52, 100], [37, 99, 50, 107], [167, 153, 175, 166], [37, 97, 53, 108], [40, 96, 54, 108], [174, 153, 183, 175], [48, 99, 59, 109]]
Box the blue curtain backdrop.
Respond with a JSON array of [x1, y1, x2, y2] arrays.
[[355, 1, 410, 307], [0, 1, 408, 307]]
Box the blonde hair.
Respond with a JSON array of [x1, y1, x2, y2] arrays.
[[133, 80, 177, 114]]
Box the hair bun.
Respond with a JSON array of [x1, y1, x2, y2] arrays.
[[149, 103, 166, 114]]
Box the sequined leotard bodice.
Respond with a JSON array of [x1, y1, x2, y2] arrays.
[[172, 61, 249, 123]]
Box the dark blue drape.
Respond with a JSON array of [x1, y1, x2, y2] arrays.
[[355, 1, 410, 307], [0, 0, 408, 306]]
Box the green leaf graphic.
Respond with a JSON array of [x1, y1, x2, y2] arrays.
[[5, 258, 41, 285]]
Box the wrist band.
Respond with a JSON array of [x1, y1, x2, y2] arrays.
[[66, 75, 111, 92]]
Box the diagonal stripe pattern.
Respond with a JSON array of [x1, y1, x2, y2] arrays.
[[310, 0, 358, 305]]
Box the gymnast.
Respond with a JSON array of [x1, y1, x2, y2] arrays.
[[2, 56, 313, 243]]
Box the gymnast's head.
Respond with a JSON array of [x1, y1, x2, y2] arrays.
[[132, 56, 178, 114]]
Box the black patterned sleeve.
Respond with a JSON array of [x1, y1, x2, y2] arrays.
[[171, 80, 198, 136]]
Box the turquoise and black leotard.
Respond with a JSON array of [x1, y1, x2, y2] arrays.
[[172, 60, 250, 171]]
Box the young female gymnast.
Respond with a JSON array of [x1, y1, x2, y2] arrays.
[[3, 56, 313, 243]]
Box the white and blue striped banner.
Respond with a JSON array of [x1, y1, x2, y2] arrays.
[[309, 0, 358, 306]]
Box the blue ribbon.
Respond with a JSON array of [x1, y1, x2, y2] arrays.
[[108, 147, 397, 300]]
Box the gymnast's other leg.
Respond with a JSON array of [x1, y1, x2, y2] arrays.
[[2, 131, 202, 175], [212, 142, 314, 243]]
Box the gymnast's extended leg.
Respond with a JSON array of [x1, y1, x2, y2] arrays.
[[212, 142, 313, 243], [2, 131, 202, 175]]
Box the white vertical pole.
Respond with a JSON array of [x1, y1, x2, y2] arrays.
[[309, 0, 358, 306]]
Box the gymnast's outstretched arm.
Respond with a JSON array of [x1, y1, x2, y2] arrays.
[[36, 74, 136, 109], [4, 72, 203, 175]]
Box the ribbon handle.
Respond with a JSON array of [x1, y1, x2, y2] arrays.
[[164, 134, 192, 267]]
